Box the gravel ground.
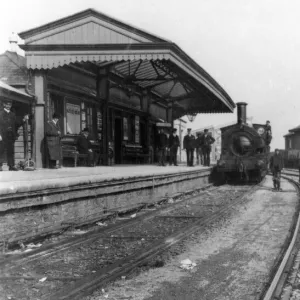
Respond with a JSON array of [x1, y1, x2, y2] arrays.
[[85, 176, 298, 300], [0, 185, 250, 300]]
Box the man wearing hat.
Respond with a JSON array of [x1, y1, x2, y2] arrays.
[[168, 128, 180, 166], [46, 112, 62, 169], [201, 129, 215, 167], [0, 99, 29, 171], [183, 128, 195, 166], [157, 128, 168, 166], [195, 132, 204, 165], [265, 121, 272, 151], [270, 148, 283, 191], [77, 128, 98, 167]]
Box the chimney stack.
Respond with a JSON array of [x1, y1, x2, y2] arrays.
[[236, 102, 247, 125], [9, 32, 18, 53]]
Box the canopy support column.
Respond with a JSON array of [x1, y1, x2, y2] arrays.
[[97, 68, 110, 165], [33, 71, 47, 169]]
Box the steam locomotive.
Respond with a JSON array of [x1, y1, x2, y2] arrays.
[[216, 102, 270, 182]]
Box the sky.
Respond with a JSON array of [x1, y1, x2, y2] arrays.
[[1, 0, 299, 149]]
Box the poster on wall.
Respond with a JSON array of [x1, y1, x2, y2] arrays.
[[123, 117, 128, 141], [66, 103, 81, 134], [135, 116, 140, 144]]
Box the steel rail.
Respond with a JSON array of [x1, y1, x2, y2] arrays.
[[46, 183, 260, 300], [0, 184, 214, 271], [261, 176, 300, 300]]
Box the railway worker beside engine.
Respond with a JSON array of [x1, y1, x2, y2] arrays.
[[270, 148, 284, 191], [77, 128, 98, 167], [168, 128, 180, 166], [0, 99, 29, 171], [157, 128, 168, 166], [201, 129, 215, 167], [46, 112, 62, 169], [183, 128, 195, 166], [265, 120, 272, 151], [195, 132, 204, 165]]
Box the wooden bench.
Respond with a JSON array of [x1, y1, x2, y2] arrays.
[[121, 144, 150, 164], [61, 135, 101, 167]]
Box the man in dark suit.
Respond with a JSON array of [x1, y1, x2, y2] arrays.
[[77, 128, 98, 167], [0, 99, 28, 171], [202, 129, 215, 167], [270, 148, 284, 191], [157, 128, 168, 166], [195, 132, 204, 165], [169, 128, 180, 166], [183, 128, 195, 166]]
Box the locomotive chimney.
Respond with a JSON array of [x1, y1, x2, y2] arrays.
[[236, 102, 248, 125]]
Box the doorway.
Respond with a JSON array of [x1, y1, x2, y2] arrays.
[[140, 122, 147, 147], [114, 117, 122, 164]]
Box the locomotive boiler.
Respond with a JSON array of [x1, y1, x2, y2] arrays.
[[216, 102, 269, 182]]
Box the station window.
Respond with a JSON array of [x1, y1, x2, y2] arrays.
[[81, 102, 93, 134]]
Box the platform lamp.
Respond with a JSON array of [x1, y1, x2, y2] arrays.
[[186, 113, 197, 122]]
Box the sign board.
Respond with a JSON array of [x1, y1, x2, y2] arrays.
[[156, 122, 172, 128], [66, 103, 80, 134]]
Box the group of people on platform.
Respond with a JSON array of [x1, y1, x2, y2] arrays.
[[0, 99, 29, 171], [0, 104, 98, 170], [157, 127, 215, 167]]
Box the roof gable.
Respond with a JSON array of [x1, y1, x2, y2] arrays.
[[19, 9, 168, 45], [0, 51, 27, 86]]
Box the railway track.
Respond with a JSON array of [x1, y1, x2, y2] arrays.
[[1, 183, 259, 300], [258, 174, 300, 300]]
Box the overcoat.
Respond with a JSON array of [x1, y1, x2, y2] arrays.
[[270, 154, 284, 171], [46, 120, 61, 160], [201, 135, 215, 151], [157, 132, 168, 149], [0, 109, 23, 164], [183, 134, 195, 150], [0, 110, 22, 141], [77, 134, 92, 154], [169, 134, 180, 149]]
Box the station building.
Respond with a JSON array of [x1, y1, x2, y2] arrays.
[[1, 9, 235, 169], [284, 125, 300, 150]]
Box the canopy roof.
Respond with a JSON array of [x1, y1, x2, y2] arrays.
[[0, 80, 33, 103], [288, 125, 300, 133], [18, 8, 235, 118]]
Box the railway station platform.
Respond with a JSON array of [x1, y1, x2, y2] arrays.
[[0, 164, 212, 246]]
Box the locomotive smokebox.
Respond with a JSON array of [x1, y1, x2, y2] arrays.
[[236, 102, 248, 125]]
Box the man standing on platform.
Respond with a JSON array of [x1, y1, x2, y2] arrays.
[[183, 128, 195, 166], [202, 129, 215, 167], [169, 128, 180, 166], [270, 148, 284, 191], [157, 128, 168, 166], [195, 132, 204, 165], [0, 99, 29, 171]]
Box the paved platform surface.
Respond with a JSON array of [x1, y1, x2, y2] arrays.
[[0, 164, 211, 195]]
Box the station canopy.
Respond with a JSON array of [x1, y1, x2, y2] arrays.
[[18, 9, 235, 119]]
